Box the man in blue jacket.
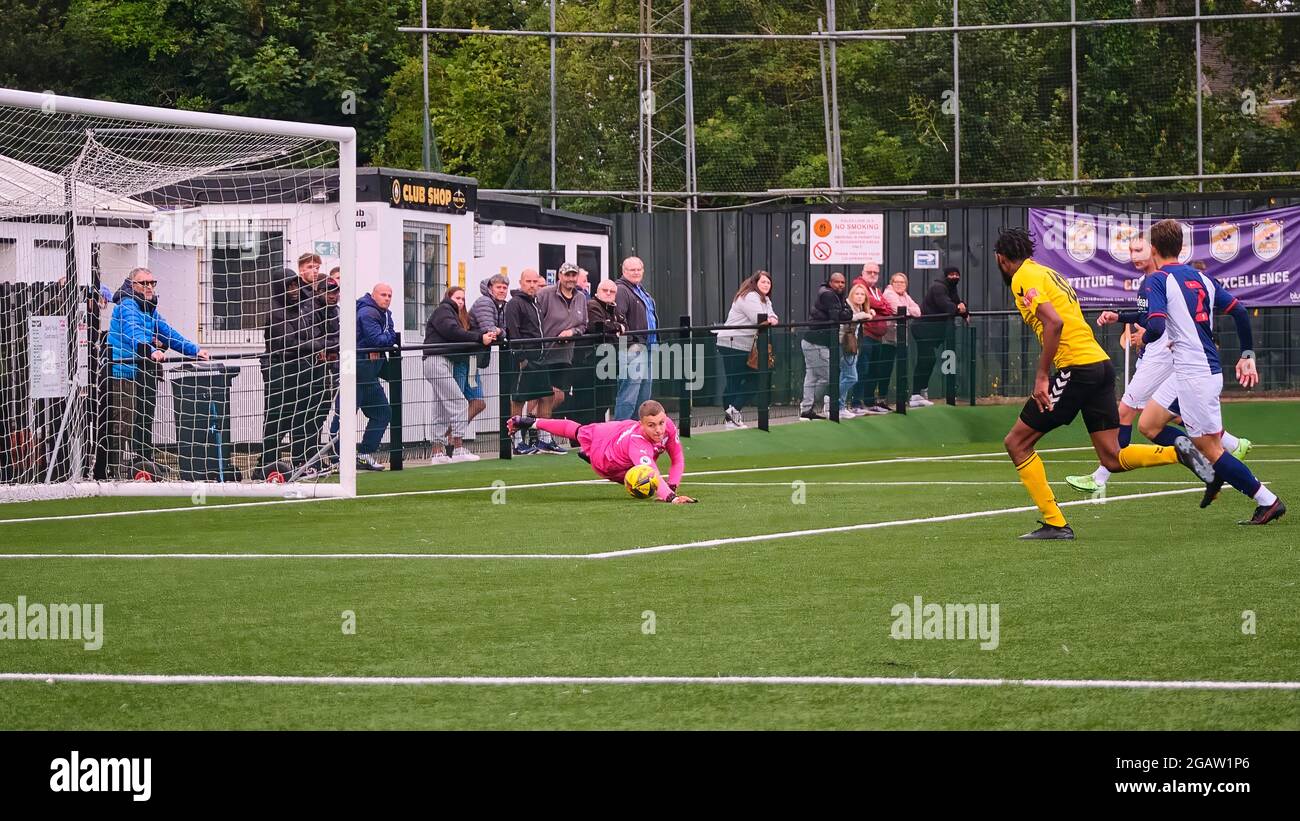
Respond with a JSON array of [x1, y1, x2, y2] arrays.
[[106, 266, 208, 478], [354, 282, 398, 470]]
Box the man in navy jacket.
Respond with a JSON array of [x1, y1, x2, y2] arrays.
[[354, 282, 398, 470]]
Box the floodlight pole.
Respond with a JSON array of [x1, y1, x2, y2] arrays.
[[953, 0, 960, 198], [551, 0, 558, 210], [422, 0, 433, 172], [684, 0, 697, 318]]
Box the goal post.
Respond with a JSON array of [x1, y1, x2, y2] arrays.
[[0, 88, 357, 502]]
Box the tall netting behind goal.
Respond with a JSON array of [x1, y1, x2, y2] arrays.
[[0, 89, 356, 502]]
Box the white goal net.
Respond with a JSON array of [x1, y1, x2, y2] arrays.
[[0, 89, 356, 502]]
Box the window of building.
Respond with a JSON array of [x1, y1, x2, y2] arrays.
[[403, 221, 449, 331], [200, 219, 287, 344]]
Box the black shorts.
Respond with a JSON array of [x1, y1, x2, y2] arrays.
[[513, 363, 553, 402], [1019, 360, 1120, 435], [545, 361, 576, 393]]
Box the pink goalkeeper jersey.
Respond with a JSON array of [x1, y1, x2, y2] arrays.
[[578, 418, 684, 500]]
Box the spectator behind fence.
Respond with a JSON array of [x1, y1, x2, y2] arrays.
[[423, 285, 498, 464], [299, 271, 340, 475], [455, 273, 507, 434], [258, 252, 326, 477], [613, 256, 658, 420], [504, 268, 549, 455], [534, 262, 589, 453], [879, 272, 921, 410], [353, 281, 398, 471], [850, 263, 892, 414], [800, 271, 852, 421], [836, 282, 871, 418], [567, 266, 602, 425], [106, 266, 208, 478], [586, 278, 628, 423], [714, 270, 778, 430], [912, 265, 969, 407]]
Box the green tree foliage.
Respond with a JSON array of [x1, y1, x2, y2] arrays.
[[0, 0, 1295, 201]]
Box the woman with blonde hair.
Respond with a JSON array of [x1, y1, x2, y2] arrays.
[[835, 282, 872, 418], [714, 270, 778, 429]]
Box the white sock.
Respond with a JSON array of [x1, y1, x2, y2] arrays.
[[1220, 431, 1240, 451], [1254, 485, 1278, 506], [1091, 466, 1111, 485]]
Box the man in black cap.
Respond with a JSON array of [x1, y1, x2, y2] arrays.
[[911, 265, 969, 407]]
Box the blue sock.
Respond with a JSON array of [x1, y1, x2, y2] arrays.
[[1118, 424, 1132, 448], [1213, 452, 1262, 499], [1152, 425, 1187, 447]]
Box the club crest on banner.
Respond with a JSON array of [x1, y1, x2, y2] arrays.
[[1108, 222, 1138, 263], [1253, 219, 1283, 262], [1178, 222, 1194, 264], [1067, 219, 1096, 263], [1210, 222, 1240, 263]]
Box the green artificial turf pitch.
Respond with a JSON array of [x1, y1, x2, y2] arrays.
[[0, 402, 1297, 729]]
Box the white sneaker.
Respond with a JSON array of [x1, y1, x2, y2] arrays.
[[430, 452, 452, 465], [724, 419, 744, 430], [908, 394, 933, 408], [724, 405, 745, 427], [839, 407, 860, 418], [450, 451, 480, 462]]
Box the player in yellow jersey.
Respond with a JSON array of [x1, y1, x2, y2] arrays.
[[994, 228, 1216, 540]]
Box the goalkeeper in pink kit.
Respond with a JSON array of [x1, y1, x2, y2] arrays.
[[508, 399, 697, 503]]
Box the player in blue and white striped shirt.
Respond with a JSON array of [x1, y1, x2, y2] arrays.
[[1141, 219, 1284, 525]]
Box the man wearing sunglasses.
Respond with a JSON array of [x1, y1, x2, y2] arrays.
[[106, 266, 208, 479]]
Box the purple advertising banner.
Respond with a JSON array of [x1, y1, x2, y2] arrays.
[[1028, 205, 1300, 308]]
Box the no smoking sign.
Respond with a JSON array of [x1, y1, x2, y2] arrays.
[[808, 213, 884, 265]]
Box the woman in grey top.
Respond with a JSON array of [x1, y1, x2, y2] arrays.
[[713, 270, 778, 429]]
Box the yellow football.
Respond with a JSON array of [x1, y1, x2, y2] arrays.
[[624, 464, 660, 499]]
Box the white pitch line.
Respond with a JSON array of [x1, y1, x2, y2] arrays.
[[583, 487, 1201, 559], [0, 672, 1296, 691], [0, 486, 1202, 561], [689, 480, 1204, 486], [0, 447, 1093, 526]]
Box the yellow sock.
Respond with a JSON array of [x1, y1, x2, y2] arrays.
[[1117, 444, 1176, 471], [1015, 452, 1067, 527]]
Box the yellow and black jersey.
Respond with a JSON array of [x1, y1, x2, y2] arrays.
[[1011, 259, 1108, 370]]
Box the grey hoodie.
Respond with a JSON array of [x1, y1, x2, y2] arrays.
[[469, 278, 506, 336]]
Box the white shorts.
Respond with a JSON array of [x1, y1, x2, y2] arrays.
[[1172, 372, 1224, 437], [1150, 376, 1180, 414], [1121, 353, 1175, 409]]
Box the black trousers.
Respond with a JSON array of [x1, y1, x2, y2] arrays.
[[911, 321, 948, 396], [260, 357, 331, 467], [719, 346, 758, 411], [868, 342, 898, 402]]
